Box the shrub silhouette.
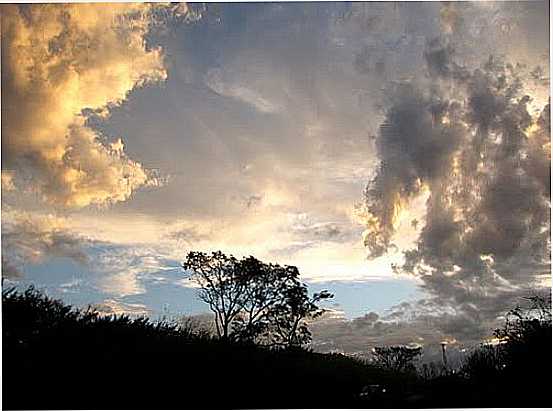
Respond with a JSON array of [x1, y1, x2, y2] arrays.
[[494, 295, 552, 374], [460, 344, 505, 381], [459, 295, 552, 400], [2, 286, 383, 409]]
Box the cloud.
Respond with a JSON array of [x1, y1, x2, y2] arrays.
[[96, 247, 155, 297], [93, 245, 180, 297], [1, 171, 16, 192], [0, 208, 183, 297], [310, 303, 453, 357], [1, 257, 23, 279], [168, 223, 213, 247], [311, 288, 550, 364], [289, 216, 359, 245], [363, 36, 550, 342], [97, 270, 146, 298], [1, 209, 91, 277], [59, 4, 390, 285], [205, 68, 281, 114], [1, 4, 169, 208], [363, 81, 464, 258], [310, 298, 491, 363], [2, 3, 548, 331], [92, 299, 151, 317], [58, 277, 84, 293]]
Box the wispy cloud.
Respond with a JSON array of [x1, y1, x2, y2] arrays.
[[205, 70, 281, 114], [92, 299, 151, 317], [1, 209, 91, 277]]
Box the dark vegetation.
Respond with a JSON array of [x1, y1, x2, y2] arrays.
[[371, 345, 422, 374], [182, 251, 333, 346], [457, 295, 552, 406], [3, 286, 391, 410], [3, 259, 552, 409]]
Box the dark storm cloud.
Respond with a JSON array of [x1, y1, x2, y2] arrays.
[[364, 81, 465, 257], [424, 37, 458, 79], [364, 28, 550, 344]]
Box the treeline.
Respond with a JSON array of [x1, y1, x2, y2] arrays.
[[2, 286, 386, 409], [367, 295, 552, 407], [3, 285, 551, 409]]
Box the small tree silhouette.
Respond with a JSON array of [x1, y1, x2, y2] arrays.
[[182, 250, 333, 346], [371, 345, 422, 373]]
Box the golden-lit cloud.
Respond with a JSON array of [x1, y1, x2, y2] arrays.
[[1, 4, 167, 207], [97, 270, 146, 297], [1, 171, 16, 192]]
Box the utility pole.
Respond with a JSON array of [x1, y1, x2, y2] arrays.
[[441, 341, 448, 371]]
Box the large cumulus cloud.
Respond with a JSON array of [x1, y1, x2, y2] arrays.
[[0, 4, 182, 207], [364, 25, 550, 343]]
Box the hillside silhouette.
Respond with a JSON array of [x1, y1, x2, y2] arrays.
[[3, 286, 552, 409]]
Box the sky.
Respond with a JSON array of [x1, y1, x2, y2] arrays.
[[1, 2, 550, 354]]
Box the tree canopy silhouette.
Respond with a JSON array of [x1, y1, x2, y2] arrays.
[[462, 294, 552, 381], [182, 250, 333, 346], [371, 345, 422, 374]]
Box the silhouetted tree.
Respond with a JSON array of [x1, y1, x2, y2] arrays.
[[230, 257, 304, 343], [371, 345, 422, 373], [460, 344, 505, 381], [492, 295, 551, 377], [182, 251, 245, 338], [182, 251, 333, 346], [420, 361, 445, 380], [461, 294, 552, 389], [494, 295, 551, 345], [266, 285, 333, 347]]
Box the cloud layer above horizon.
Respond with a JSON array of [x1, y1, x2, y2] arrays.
[[2, 2, 550, 349]]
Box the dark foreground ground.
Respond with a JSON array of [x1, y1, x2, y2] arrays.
[[3, 287, 552, 409]]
